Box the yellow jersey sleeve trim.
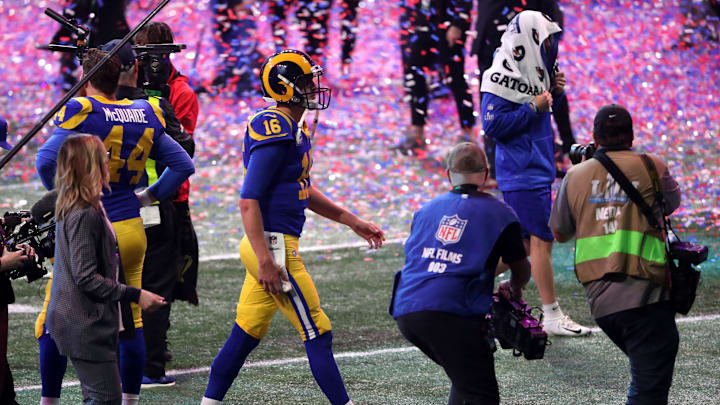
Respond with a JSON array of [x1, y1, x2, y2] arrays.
[[147, 97, 166, 128], [90, 95, 134, 106], [247, 109, 293, 142], [269, 107, 296, 129], [58, 97, 93, 129]]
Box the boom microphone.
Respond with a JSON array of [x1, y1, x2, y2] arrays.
[[0, 0, 172, 172]]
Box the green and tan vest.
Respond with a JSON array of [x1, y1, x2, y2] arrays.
[[565, 150, 668, 286]]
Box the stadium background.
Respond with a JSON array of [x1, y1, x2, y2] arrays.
[[1, 0, 719, 403]]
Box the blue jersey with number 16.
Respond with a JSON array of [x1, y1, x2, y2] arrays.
[[242, 107, 312, 237]]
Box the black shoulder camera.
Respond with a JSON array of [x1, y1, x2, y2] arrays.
[[1, 211, 55, 283], [490, 293, 548, 360], [670, 241, 708, 265], [568, 142, 596, 165], [134, 44, 186, 98]]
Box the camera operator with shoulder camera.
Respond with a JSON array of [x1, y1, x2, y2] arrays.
[[134, 22, 201, 388], [99, 37, 194, 388], [1, 234, 33, 405], [549, 104, 682, 405], [102, 39, 194, 157], [390, 143, 531, 405], [0, 118, 34, 405]]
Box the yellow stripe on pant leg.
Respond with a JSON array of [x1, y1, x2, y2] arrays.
[[35, 271, 54, 339], [112, 217, 147, 329], [235, 236, 280, 340], [235, 235, 332, 341]]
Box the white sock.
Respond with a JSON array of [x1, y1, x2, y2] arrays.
[[40, 397, 61, 405], [201, 397, 223, 405], [345, 401, 355, 405], [122, 393, 140, 405], [542, 301, 563, 320]]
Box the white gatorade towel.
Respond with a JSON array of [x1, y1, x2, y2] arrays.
[[481, 10, 562, 105]]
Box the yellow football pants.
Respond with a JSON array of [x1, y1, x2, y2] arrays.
[[36, 216, 147, 336], [235, 234, 332, 341], [113, 217, 146, 329]]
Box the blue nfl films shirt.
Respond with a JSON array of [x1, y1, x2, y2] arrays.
[[37, 95, 188, 222], [392, 191, 519, 317], [241, 107, 312, 237]]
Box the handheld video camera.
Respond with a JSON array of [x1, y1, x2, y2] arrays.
[[668, 240, 707, 315], [134, 44, 186, 98], [670, 241, 708, 266], [1, 211, 55, 283], [490, 293, 548, 360], [568, 142, 596, 165]]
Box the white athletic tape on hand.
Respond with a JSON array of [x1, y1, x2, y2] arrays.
[[265, 231, 294, 295]]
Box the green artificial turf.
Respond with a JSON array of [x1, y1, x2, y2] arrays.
[[8, 239, 720, 404]]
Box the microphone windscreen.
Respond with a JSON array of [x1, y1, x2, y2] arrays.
[[31, 190, 58, 224]]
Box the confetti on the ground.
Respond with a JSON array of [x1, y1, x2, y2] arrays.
[[0, 0, 718, 252]]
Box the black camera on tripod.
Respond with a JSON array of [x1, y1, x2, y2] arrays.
[[490, 293, 548, 360], [1, 211, 55, 283], [568, 142, 596, 165]]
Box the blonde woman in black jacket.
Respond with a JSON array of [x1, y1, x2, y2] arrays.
[[47, 134, 165, 405]]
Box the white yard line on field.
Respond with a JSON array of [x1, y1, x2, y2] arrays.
[[15, 314, 720, 392], [200, 238, 406, 262]]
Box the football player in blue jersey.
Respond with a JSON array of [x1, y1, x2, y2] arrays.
[[35, 48, 195, 405], [201, 50, 384, 405], [391, 142, 531, 405]]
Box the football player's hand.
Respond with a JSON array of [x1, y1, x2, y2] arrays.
[[350, 219, 385, 249], [552, 71, 566, 93], [136, 189, 157, 207], [257, 258, 288, 295], [446, 25, 463, 46]]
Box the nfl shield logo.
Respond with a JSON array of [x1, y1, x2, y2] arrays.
[[435, 215, 468, 245]]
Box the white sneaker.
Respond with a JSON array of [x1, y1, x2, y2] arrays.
[[543, 315, 592, 337]]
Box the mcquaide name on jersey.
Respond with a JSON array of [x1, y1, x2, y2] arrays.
[[102, 107, 149, 124]]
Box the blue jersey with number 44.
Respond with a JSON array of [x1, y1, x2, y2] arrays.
[[37, 95, 192, 222], [242, 107, 312, 237]]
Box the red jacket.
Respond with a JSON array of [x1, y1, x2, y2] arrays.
[[169, 66, 199, 135], [169, 66, 199, 202]]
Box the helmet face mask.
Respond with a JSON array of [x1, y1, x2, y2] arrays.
[[261, 50, 332, 110]]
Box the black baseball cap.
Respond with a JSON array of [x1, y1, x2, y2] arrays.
[[99, 39, 136, 71], [593, 104, 633, 138]]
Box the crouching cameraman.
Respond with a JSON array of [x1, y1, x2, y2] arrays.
[[390, 143, 531, 405], [549, 104, 681, 405]]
